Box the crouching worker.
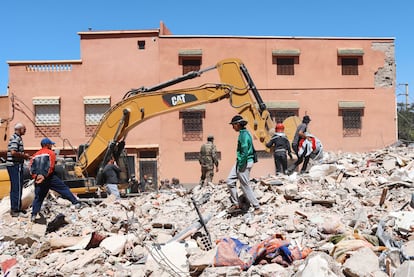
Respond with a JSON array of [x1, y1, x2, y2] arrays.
[[287, 133, 322, 174], [29, 138, 81, 222]]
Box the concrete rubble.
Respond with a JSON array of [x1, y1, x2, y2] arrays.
[[1, 143, 414, 276]]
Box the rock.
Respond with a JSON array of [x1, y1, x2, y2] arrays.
[[296, 252, 342, 277], [199, 265, 242, 276], [394, 261, 414, 277], [342, 247, 380, 277]]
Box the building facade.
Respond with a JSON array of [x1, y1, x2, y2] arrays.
[[4, 22, 397, 185]]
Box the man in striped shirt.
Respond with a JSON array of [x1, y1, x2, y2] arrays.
[[6, 123, 30, 217]]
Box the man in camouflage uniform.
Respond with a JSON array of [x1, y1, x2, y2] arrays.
[[198, 135, 219, 186]]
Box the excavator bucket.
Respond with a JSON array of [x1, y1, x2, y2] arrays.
[[283, 116, 302, 143]]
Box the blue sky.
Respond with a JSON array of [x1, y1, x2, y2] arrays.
[[1, 0, 412, 103]]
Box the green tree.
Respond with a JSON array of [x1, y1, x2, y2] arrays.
[[397, 102, 414, 142]]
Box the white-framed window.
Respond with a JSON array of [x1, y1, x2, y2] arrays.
[[32, 97, 60, 126], [84, 96, 111, 125]]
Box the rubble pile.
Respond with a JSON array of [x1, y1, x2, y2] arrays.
[[1, 144, 414, 276]]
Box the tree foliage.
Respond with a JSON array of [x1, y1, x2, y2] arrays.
[[397, 102, 414, 142]]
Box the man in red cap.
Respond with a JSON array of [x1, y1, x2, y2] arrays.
[[29, 138, 81, 222], [266, 123, 292, 175]]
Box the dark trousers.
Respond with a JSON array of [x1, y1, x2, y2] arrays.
[[294, 155, 311, 173], [288, 147, 311, 173], [7, 164, 24, 212], [292, 143, 299, 157], [273, 152, 288, 174], [32, 174, 78, 216]]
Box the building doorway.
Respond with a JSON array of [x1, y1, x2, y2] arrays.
[[139, 149, 158, 191]]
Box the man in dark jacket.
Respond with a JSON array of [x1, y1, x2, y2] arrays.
[[266, 123, 292, 175], [291, 115, 311, 157], [103, 156, 121, 199]]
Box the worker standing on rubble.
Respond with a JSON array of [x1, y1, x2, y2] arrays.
[[29, 138, 81, 222], [6, 123, 31, 217], [198, 135, 219, 186], [226, 115, 263, 215], [266, 123, 292, 175], [102, 156, 121, 199], [291, 115, 311, 157]]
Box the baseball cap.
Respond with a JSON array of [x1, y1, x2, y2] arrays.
[[41, 138, 56, 146], [303, 115, 311, 123], [229, 115, 247, 125]]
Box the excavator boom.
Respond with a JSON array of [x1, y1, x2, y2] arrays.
[[76, 58, 275, 182]]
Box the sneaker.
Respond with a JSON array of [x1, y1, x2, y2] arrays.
[[74, 202, 82, 209], [31, 215, 37, 222], [253, 208, 263, 215], [10, 210, 19, 217]]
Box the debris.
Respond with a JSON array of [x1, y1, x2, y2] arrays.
[[1, 144, 414, 275]]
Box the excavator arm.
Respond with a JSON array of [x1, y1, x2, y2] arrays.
[[75, 58, 275, 183]]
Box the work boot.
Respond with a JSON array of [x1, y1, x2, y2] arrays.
[[10, 210, 19, 217]]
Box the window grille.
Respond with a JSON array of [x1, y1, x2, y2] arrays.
[[269, 109, 298, 123], [35, 105, 60, 126], [182, 59, 201, 74], [341, 58, 359, 75], [85, 104, 109, 125], [139, 160, 158, 191], [185, 151, 221, 161], [276, 58, 294, 75], [181, 111, 203, 141], [342, 109, 362, 137]]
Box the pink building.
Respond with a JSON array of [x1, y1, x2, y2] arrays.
[[4, 22, 396, 186]]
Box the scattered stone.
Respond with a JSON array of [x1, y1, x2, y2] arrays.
[[1, 145, 414, 276]]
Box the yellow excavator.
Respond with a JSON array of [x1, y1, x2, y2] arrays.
[[1, 58, 275, 198]]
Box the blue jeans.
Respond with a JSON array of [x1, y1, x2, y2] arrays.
[[105, 184, 120, 199], [7, 163, 24, 212], [32, 174, 79, 216]]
